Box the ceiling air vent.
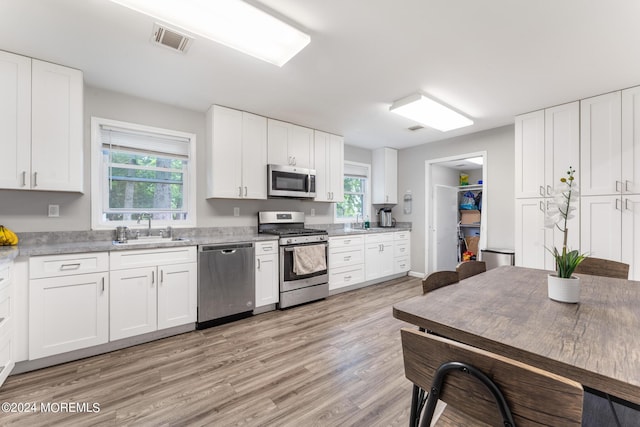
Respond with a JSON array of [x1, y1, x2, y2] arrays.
[[408, 125, 424, 131], [151, 23, 192, 53]]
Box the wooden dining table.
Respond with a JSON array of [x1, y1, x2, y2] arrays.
[[393, 265, 640, 407]]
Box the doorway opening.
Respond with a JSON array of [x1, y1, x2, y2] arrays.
[[425, 152, 487, 274]]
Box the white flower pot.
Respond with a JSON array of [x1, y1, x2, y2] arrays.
[[547, 274, 580, 303]]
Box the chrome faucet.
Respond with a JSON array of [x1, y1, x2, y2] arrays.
[[137, 212, 152, 236], [355, 213, 363, 229]]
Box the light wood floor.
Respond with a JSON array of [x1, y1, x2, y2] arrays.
[[1, 276, 422, 426]]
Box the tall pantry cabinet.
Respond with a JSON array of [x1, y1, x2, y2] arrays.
[[514, 102, 580, 270], [580, 87, 640, 280]]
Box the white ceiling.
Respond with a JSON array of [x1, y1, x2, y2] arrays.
[[3, 0, 640, 150]]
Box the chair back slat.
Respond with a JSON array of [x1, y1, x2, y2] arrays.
[[456, 261, 487, 280], [401, 328, 583, 426], [422, 271, 459, 294], [574, 257, 629, 279]]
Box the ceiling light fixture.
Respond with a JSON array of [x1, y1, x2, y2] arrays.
[[110, 0, 310, 67], [389, 93, 473, 132], [466, 156, 483, 165]]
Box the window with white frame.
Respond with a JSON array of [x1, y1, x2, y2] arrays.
[[91, 117, 196, 229], [335, 161, 370, 222]]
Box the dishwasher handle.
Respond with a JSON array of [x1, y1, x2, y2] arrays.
[[221, 249, 236, 255]]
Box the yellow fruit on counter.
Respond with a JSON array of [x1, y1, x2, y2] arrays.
[[0, 225, 18, 246]]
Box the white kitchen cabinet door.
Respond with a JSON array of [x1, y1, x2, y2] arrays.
[[364, 233, 394, 280], [544, 102, 580, 195], [207, 105, 243, 198], [242, 112, 268, 199], [0, 263, 14, 388], [29, 272, 108, 359], [0, 51, 31, 190], [110, 267, 157, 341], [621, 85, 640, 195], [372, 147, 398, 204], [515, 199, 547, 269], [580, 195, 622, 262], [621, 195, 640, 280], [157, 262, 197, 329], [515, 110, 545, 198], [580, 91, 622, 196], [314, 130, 344, 202], [31, 59, 83, 192], [267, 119, 313, 168], [255, 253, 278, 307]]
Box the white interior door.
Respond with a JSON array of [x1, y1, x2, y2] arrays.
[[434, 185, 459, 271]]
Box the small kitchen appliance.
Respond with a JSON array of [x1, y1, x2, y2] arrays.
[[258, 211, 328, 308], [378, 207, 395, 227]]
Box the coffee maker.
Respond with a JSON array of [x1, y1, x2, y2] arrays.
[[378, 207, 395, 227]]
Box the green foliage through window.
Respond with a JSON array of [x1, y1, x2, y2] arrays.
[[336, 176, 366, 219]]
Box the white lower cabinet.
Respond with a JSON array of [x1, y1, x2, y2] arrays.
[[110, 247, 197, 341], [29, 252, 109, 360], [255, 241, 279, 307], [329, 235, 364, 290], [364, 233, 394, 281], [394, 231, 411, 274], [0, 262, 14, 388]]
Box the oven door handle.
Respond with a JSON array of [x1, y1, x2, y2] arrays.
[[283, 244, 327, 252]]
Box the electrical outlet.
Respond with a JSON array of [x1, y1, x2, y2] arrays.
[[233, 207, 240, 217], [310, 208, 315, 217], [48, 204, 60, 217]]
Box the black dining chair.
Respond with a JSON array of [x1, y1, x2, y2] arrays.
[[401, 328, 584, 426]]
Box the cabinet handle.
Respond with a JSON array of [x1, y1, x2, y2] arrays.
[[386, 195, 389, 202], [344, 240, 350, 244], [626, 198, 631, 211], [293, 156, 296, 165], [546, 185, 552, 196], [151, 270, 155, 285], [539, 201, 545, 212], [33, 172, 38, 187], [22, 171, 26, 187], [160, 269, 164, 284], [616, 198, 621, 210], [344, 256, 351, 261], [60, 263, 81, 270], [101, 277, 105, 292], [616, 181, 622, 192], [244, 186, 248, 197], [238, 186, 242, 197], [345, 275, 352, 281], [539, 186, 545, 196], [257, 258, 261, 270], [626, 180, 632, 192]]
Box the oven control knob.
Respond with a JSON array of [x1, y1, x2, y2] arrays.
[[286, 239, 292, 244]]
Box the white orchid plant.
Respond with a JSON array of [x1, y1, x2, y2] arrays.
[[544, 166, 586, 278]]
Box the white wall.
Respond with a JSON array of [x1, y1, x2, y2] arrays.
[[395, 125, 515, 274]]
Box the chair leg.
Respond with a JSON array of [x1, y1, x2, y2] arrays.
[[409, 384, 426, 427]]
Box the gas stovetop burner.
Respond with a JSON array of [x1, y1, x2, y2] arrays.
[[262, 228, 327, 236]]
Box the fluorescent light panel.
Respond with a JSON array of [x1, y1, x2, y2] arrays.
[[390, 93, 473, 132], [466, 156, 483, 165], [110, 0, 310, 67]]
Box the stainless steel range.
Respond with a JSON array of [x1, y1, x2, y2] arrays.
[[258, 211, 329, 308]]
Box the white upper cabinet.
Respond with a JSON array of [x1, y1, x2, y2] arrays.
[[313, 130, 344, 202], [267, 119, 314, 169], [621, 86, 640, 194], [515, 102, 579, 198], [206, 105, 267, 199], [31, 59, 83, 192], [0, 53, 83, 192], [580, 91, 622, 196], [372, 147, 398, 204], [0, 51, 31, 190]]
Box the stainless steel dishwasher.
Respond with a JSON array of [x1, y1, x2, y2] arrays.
[[197, 243, 255, 329]]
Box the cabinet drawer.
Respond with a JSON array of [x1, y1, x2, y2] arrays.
[[30, 252, 109, 278], [394, 231, 410, 241], [395, 243, 410, 258], [255, 241, 278, 256], [330, 235, 364, 248], [395, 257, 410, 273], [329, 248, 364, 268], [364, 233, 394, 244], [0, 265, 9, 290], [0, 282, 11, 322], [111, 246, 196, 270], [329, 265, 365, 290]]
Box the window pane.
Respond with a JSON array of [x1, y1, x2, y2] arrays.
[[344, 177, 363, 193], [337, 194, 364, 218]]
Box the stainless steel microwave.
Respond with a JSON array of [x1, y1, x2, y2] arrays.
[[268, 164, 316, 198]]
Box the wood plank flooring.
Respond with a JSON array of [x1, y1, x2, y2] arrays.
[[1, 276, 422, 426]]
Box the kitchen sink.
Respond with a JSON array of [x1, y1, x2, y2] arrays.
[[112, 236, 190, 245]]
